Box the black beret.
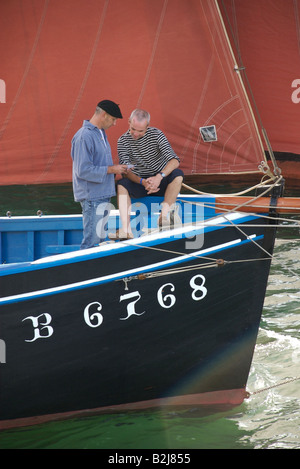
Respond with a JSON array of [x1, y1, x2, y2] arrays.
[[97, 100, 123, 118]]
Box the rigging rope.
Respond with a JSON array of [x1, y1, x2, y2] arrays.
[[116, 254, 273, 288], [219, 0, 282, 178], [115, 177, 299, 281], [178, 181, 300, 227], [116, 237, 273, 286], [181, 175, 281, 197], [223, 215, 273, 258], [116, 182, 299, 398], [246, 376, 300, 398]]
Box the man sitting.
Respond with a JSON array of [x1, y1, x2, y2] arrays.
[[111, 109, 184, 239]]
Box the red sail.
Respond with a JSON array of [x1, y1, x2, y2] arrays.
[[0, 0, 298, 186], [221, 0, 300, 158], [220, 0, 300, 186]]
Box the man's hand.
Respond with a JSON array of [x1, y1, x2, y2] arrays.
[[144, 173, 162, 194], [108, 164, 130, 175]]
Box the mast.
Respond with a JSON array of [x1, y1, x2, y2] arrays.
[[216, 0, 283, 180], [214, 0, 277, 180]]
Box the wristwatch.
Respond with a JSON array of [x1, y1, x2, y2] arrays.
[[159, 172, 166, 178]]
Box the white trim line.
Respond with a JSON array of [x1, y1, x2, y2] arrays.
[[0, 236, 256, 305]]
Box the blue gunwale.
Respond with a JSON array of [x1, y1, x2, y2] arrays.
[[0, 211, 259, 277]]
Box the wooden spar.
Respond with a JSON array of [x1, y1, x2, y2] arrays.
[[214, 197, 300, 214]]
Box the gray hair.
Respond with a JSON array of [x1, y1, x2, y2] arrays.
[[129, 109, 150, 124], [95, 106, 104, 114]]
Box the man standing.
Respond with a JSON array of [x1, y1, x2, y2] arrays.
[[71, 100, 128, 249], [112, 109, 183, 239]]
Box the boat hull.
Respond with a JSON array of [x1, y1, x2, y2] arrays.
[[0, 210, 276, 428]]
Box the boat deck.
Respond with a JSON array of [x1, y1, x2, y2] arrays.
[[0, 195, 217, 264]]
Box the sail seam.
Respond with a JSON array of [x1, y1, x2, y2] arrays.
[[35, 0, 110, 183], [137, 0, 168, 107], [294, 0, 300, 56], [0, 0, 49, 142]]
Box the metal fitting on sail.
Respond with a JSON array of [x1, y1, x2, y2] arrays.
[[234, 65, 245, 72]]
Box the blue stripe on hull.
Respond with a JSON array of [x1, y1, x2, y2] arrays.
[[0, 235, 263, 305]]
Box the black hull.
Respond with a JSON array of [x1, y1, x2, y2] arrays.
[[0, 214, 276, 428]]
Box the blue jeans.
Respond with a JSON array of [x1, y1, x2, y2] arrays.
[[80, 198, 111, 249]]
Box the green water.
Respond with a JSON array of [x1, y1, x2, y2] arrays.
[[0, 408, 250, 450], [0, 183, 79, 216], [0, 184, 299, 450]]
